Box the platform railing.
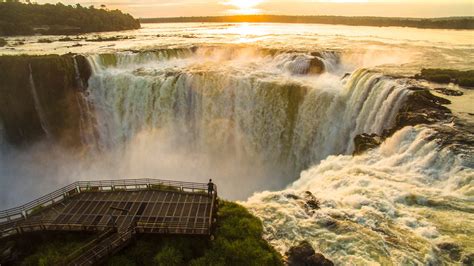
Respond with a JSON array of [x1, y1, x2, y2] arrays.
[[0, 178, 214, 225]]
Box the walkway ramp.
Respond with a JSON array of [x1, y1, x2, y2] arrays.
[[67, 228, 135, 266]]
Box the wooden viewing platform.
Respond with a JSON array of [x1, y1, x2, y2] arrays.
[[0, 179, 218, 265]]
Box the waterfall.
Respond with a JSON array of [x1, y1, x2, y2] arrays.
[[0, 121, 5, 151], [245, 126, 473, 264], [29, 64, 51, 138], [74, 56, 98, 149], [85, 50, 409, 175]]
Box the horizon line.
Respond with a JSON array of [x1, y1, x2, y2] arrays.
[[138, 14, 474, 20]]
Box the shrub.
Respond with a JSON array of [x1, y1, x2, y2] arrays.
[[418, 68, 474, 87], [154, 246, 184, 266], [458, 77, 474, 87]]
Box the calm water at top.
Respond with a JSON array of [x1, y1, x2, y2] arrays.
[[1, 23, 473, 75]]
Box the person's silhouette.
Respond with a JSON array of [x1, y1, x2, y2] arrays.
[[207, 179, 214, 196]]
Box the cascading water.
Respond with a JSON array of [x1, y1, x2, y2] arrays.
[[85, 48, 408, 179], [28, 64, 51, 138], [74, 56, 98, 149], [244, 126, 473, 264]]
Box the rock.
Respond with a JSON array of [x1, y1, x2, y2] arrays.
[[308, 57, 325, 75], [286, 194, 301, 200], [316, 218, 338, 229], [392, 87, 452, 132], [286, 241, 334, 266], [304, 191, 320, 210], [350, 86, 454, 154], [0, 55, 89, 148], [353, 133, 383, 155], [434, 88, 464, 96], [437, 242, 462, 261], [461, 253, 474, 265], [74, 54, 92, 89]]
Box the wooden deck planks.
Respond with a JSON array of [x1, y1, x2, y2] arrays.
[[13, 190, 215, 236]]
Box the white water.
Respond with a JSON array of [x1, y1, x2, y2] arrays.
[[245, 126, 473, 264], [84, 48, 408, 195]]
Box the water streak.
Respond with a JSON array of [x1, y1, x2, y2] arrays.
[[29, 64, 51, 138]]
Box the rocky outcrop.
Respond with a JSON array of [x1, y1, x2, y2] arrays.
[[437, 242, 462, 261], [394, 87, 452, 130], [353, 133, 383, 155], [434, 88, 463, 96], [286, 241, 334, 266], [353, 86, 453, 154], [0, 54, 91, 148], [307, 57, 325, 75], [462, 253, 474, 266]]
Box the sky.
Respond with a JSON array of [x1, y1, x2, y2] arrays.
[[35, 0, 474, 18]]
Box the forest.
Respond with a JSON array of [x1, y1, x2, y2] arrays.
[[142, 15, 474, 30], [0, 1, 140, 36]]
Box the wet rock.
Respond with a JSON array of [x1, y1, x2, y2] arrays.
[[286, 241, 334, 266], [342, 73, 351, 80], [286, 194, 301, 200], [0, 55, 88, 148], [74, 54, 92, 88], [392, 87, 452, 132], [353, 133, 383, 155], [316, 218, 338, 229], [437, 242, 462, 261], [304, 191, 320, 210], [434, 88, 464, 96], [350, 86, 454, 154], [461, 253, 474, 265], [308, 57, 325, 75]]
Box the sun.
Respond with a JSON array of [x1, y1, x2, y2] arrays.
[[225, 0, 263, 11]]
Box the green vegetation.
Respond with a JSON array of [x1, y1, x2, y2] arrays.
[[0, 1, 140, 36], [106, 201, 282, 265], [1, 201, 283, 265], [0, 232, 96, 266], [416, 69, 474, 87], [141, 15, 474, 30]]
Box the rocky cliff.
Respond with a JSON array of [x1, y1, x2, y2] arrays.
[[0, 55, 91, 148]]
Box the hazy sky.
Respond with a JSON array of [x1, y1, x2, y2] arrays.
[[36, 0, 474, 18]]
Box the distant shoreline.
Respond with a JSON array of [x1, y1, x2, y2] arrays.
[[140, 15, 474, 30]]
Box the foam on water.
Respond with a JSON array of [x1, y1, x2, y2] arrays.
[[244, 126, 473, 264], [83, 48, 409, 197]]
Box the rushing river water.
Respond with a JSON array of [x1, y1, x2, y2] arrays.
[[0, 23, 473, 264]]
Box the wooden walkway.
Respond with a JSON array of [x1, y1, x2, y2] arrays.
[[0, 179, 218, 265], [1, 179, 217, 237]]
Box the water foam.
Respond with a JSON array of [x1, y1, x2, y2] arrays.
[[244, 126, 473, 264]]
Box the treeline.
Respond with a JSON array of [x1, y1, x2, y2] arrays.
[[0, 1, 140, 36], [141, 15, 474, 30]]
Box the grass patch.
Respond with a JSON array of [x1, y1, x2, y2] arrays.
[[107, 201, 282, 266]]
